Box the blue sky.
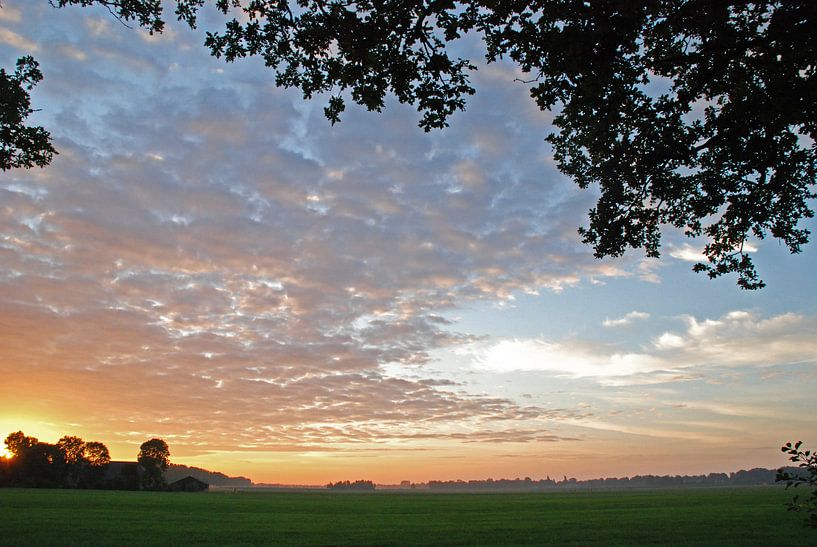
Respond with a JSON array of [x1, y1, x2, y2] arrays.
[[1, 1, 815, 483]]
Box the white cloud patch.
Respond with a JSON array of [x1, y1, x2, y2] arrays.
[[472, 339, 666, 379], [0, 27, 38, 51], [670, 242, 758, 263], [653, 310, 817, 368], [654, 332, 686, 350], [467, 310, 817, 385], [669, 243, 707, 263], [603, 311, 650, 328]]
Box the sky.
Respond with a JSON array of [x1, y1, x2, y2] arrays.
[[1, 1, 816, 485]]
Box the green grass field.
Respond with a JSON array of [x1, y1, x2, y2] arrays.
[[1, 486, 815, 545]]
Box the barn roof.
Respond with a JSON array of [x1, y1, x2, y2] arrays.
[[103, 460, 140, 480], [168, 475, 210, 491]]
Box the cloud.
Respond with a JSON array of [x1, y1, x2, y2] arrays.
[[0, 7, 22, 23], [654, 333, 685, 350], [1, 3, 648, 454], [652, 310, 817, 368], [669, 242, 758, 263], [471, 339, 666, 379], [603, 311, 650, 328], [669, 244, 706, 263], [466, 310, 817, 385], [0, 27, 38, 51]]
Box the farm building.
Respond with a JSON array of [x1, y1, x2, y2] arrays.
[[103, 461, 141, 490], [168, 475, 209, 492]]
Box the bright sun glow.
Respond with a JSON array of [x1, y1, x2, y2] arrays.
[[0, 446, 10, 459], [0, 417, 63, 449]]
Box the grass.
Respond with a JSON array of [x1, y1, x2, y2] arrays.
[[1, 486, 815, 545]]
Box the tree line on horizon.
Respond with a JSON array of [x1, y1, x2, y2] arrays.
[[327, 479, 376, 491], [320, 442, 816, 528], [424, 468, 781, 491], [1, 431, 170, 491]]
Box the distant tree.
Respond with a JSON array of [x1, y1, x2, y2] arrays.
[[4, 430, 38, 458], [56, 435, 88, 488], [0, 454, 10, 487], [137, 438, 170, 491], [2, 430, 155, 490], [0, 56, 56, 171], [777, 441, 817, 528], [707, 472, 729, 485], [19, 442, 62, 488], [46, 0, 817, 289], [56, 436, 86, 465], [84, 441, 111, 468], [326, 479, 375, 491], [80, 441, 111, 489]]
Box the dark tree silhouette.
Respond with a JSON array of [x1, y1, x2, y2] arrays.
[[4, 431, 38, 458], [3, 430, 139, 490], [137, 438, 170, 491], [778, 441, 817, 528], [80, 440, 112, 489], [0, 56, 56, 171], [327, 479, 376, 491], [31, 3, 817, 286], [56, 435, 85, 465], [52, 435, 110, 487], [84, 441, 111, 468], [19, 442, 63, 488], [56, 435, 87, 488]]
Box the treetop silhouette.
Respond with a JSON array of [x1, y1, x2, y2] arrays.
[[0, 56, 56, 171]]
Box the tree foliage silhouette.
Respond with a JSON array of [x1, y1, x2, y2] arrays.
[[84, 441, 111, 467], [3, 431, 38, 458], [0, 56, 56, 171], [57, 435, 88, 487], [778, 441, 817, 528], [23, 2, 817, 287], [2, 431, 114, 488], [56, 436, 86, 465], [137, 438, 170, 491]]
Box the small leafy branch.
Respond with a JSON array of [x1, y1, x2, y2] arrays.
[[777, 441, 817, 528]]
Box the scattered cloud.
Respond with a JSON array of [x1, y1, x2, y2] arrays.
[[0, 7, 22, 23], [471, 339, 666, 379], [652, 310, 817, 368], [603, 311, 650, 328], [0, 3, 634, 453], [670, 242, 758, 263], [0, 26, 37, 51], [654, 333, 685, 350], [466, 310, 817, 385], [669, 243, 706, 263]]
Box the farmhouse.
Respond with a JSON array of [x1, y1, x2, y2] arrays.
[[103, 461, 141, 490], [168, 475, 209, 492]]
